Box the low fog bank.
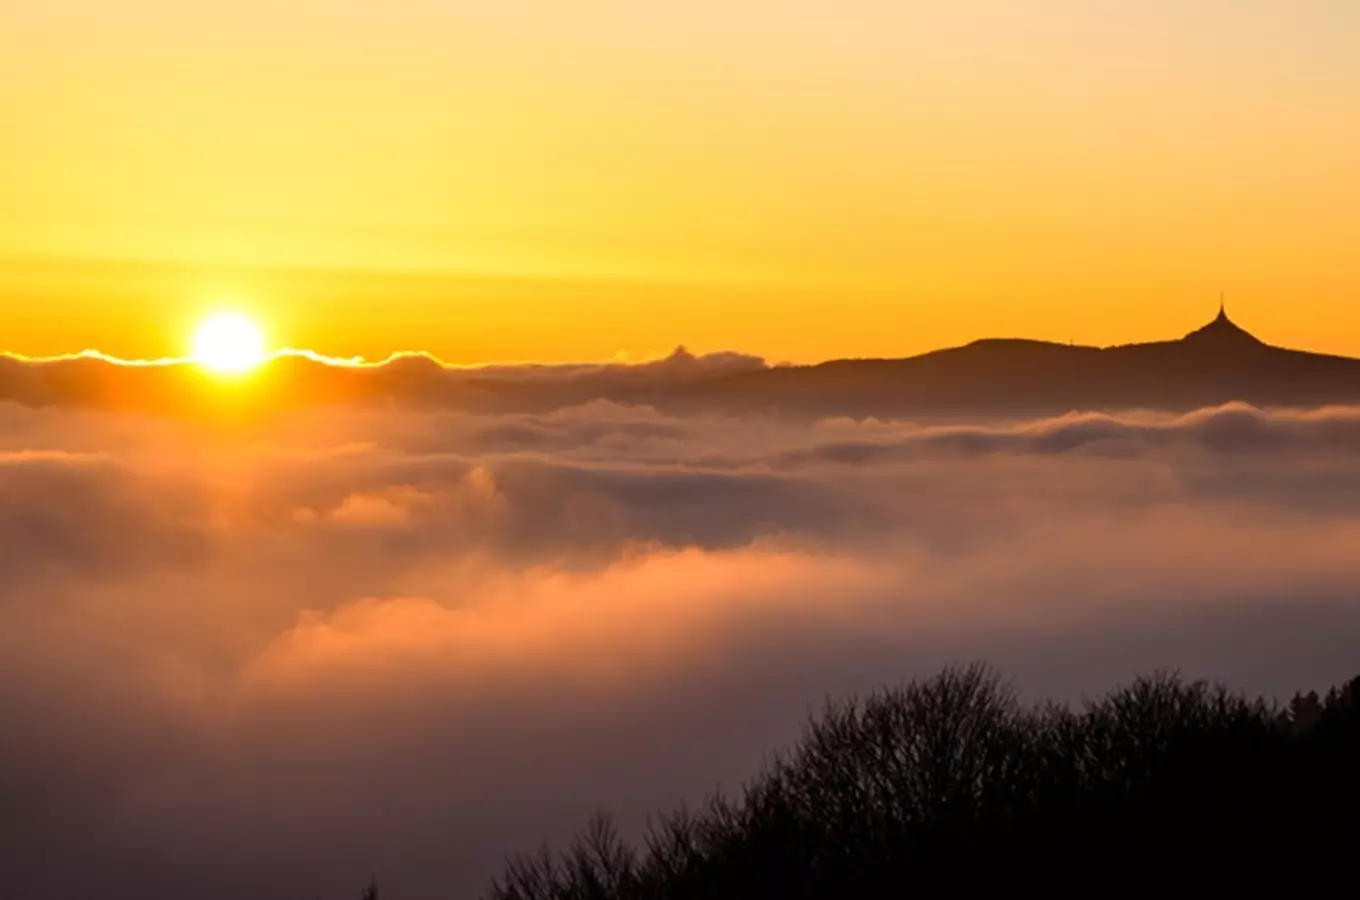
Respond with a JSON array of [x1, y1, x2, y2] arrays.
[[3, 401, 1360, 898]]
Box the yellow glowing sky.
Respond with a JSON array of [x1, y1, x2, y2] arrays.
[[2, 1, 1358, 362]]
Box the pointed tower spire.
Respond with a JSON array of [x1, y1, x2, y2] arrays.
[[1182, 290, 1261, 345]]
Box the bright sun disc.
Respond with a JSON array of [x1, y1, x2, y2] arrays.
[[193, 313, 266, 373]]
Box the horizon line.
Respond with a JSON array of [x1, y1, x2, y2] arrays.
[[0, 307, 1313, 372], [0, 346, 738, 372]]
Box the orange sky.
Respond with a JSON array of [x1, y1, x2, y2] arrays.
[[2, 1, 1358, 363]]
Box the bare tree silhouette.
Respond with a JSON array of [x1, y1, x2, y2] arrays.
[[485, 664, 1360, 899]]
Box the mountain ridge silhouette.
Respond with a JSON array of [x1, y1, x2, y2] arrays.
[[1, 308, 1358, 418], [658, 308, 1360, 418]]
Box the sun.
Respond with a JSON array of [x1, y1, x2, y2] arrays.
[[193, 312, 267, 373]]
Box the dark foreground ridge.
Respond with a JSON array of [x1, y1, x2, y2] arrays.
[[5, 307, 1360, 419], [475, 665, 1359, 898]]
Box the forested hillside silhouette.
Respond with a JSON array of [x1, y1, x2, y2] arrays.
[[483, 664, 1360, 898]]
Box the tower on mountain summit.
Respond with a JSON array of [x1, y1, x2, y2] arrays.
[[1183, 294, 1262, 346]]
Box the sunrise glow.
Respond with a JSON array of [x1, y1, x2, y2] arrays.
[[192, 312, 266, 373], [6, 3, 1360, 897], [3, 3, 1359, 363]]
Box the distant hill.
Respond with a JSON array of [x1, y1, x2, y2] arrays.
[[654, 307, 1360, 418]]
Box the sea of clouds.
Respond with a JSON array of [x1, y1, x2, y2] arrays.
[[4, 398, 1360, 898]]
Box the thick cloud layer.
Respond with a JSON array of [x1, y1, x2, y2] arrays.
[[4, 400, 1360, 899]]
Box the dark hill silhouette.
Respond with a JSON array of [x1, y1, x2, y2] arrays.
[[660, 306, 1360, 418], [2, 307, 1357, 419]]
